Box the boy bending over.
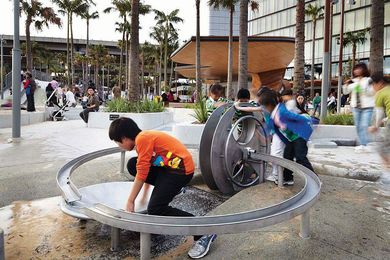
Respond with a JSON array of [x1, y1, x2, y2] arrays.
[[109, 118, 216, 259]]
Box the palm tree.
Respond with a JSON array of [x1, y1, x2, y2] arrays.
[[81, 8, 99, 74], [293, 0, 305, 92], [89, 44, 108, 93], [369, 0, 384, 77], [238, 0, 258, 90], [52, 0, 90, 85], [154, 9, 184, 88], [128, 0, 140, 101], [305, 4, 323, 98], [208, 0, 257, 99], [150, 25, 165, 94], [342, 29, 369, 69], [20, 0, 61, 72]]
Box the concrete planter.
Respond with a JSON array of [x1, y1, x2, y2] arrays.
[[0, 111, 45, 128], [88, 111, 174, 129], [172, 122, 205, 146], [311, 124, 357, 140]]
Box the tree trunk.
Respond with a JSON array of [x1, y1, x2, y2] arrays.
[[129, 0, 140, 101], [227, 6, 234, 99], [352, 44, 356, 70], [293, 0, 305, 92], [70, 13, 75, 85], [238, 0, 249, 89], [25, 19, 33, 72], [66, 14, 70, 85], [195, 0, 202, 101], [125, 32, 129, 90], [170, 61, 174, 86], [310, 20, 316, 98], [163, 23, 169, 88], [86, 18, 89, 82], [158, 45, 163, 93], [119, 17, 126, 90], [369, 0, 384, 77]]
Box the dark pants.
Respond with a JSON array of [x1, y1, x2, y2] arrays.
[[127, 157, 201, 240], [283, 138, 314, 181], [79, 108, 97, 123], [26, 93, 35, 112]]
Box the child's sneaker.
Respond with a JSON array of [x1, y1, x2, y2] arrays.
[[265, 175, 277, 182], [188, 234, 217, 259], [274, 179, 294, 186]]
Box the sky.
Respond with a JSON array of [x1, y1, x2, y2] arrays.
[[0, 0, 211, 45]]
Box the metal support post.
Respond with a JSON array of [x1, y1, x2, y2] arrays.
[[278, 166, 284, 188], [140, 232, 151, 260], [110, 226, 120, 251], [337, 0, 345, 114], [12, 0, 21, 140], [120, 150, 125, 174], [299, 210, 311, 239], [1, 35, 4, 100], [0, 228, 5, 260]]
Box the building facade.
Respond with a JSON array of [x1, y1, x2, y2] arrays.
[[209, 2, 240, 36], [248, 0, 390, 79]]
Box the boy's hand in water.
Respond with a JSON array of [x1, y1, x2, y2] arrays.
[[126, 199, 135, 212], [368, 126, 379, 133]]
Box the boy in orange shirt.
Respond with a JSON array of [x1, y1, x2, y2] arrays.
[[109, 117, 216, 259]]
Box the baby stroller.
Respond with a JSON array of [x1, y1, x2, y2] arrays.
[[46, 88, 70, 121]]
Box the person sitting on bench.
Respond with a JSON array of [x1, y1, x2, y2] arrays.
[[109, 117, 217, 259], [79, 86, 99, 123]]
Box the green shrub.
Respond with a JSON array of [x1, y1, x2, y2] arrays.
[[183, 103, 196, 109], [106, 98, 164, 113], [192, 98, 208, 124], [322, 114, 354, 125]]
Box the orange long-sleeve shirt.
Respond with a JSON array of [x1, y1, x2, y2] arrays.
[[134, 130, 195, 181]]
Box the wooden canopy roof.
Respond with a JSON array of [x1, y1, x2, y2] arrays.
[[171, 36, 295, 81]]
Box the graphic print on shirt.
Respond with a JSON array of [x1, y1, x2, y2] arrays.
[[151, 151, 183, 170]]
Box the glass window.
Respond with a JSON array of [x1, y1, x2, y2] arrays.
[[333, 14, 340, 35], [354, 9, 365, 31], [271, 14, 277, 30], [385, 3, 390, 25], [345, 11, 355, 32], [317, 19, 324, 38]]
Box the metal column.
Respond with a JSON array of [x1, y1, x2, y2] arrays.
[[299, 210, 311, 239], [1, 35, 4, 100], [12, 0, 21, 140], [278, 166, 284, 188], [140, 232, 151, 260], [120, 150, 125, 174], [110, 227, 120, 251], [320, 0, 332, 121], [0, 228, 5, 260], [337, 0, 345, 114]]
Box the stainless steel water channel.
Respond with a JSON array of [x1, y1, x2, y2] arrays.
[[57, 147, 321, 260]]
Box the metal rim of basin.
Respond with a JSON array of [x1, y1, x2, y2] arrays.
[[57, 147, 321, 236]]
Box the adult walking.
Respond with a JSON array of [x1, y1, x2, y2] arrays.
[[312, 92, 321, 116], [79, 86, 99, 123], [343, 63, 375, 152], [23, 72, 36, 112]]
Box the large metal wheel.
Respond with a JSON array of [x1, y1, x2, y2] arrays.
[[210, 104, 269, 194], [199, 103, 230, 190], [225, 115, 269, 188]]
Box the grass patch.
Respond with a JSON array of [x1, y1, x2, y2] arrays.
[[106, 98, 165, 113], [322, 114, 354, 125]]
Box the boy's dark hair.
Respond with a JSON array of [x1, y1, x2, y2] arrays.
[[237, 88, 250, 100], [209, 84, 223, 95], [371, 72, 388, 84], [87, 86, 95, 91], [281, 89, 293, 96], [352, 63, 370, 78], [259, 90, 279, 107], [109, 117, 142, 142], [256, 86, 272, 97]]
